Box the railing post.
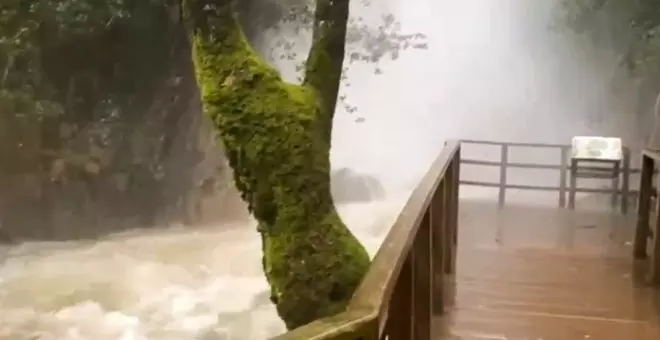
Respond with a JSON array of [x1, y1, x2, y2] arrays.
[[412, 209, 432, 339], [559, 146, 568, 208], [610, 161, 621, 210], [447, 152, 459, 274], [443, 171, 453, 275], [621, 147, 630, 214], [568, 158, 578, 210], [648, 192, 660, 285], [634, 154, 654, 259], [498, 144, 508, 208], [431, 178, 446, 315], [387, 254, 414, 339], [454, 149, 460, 245]]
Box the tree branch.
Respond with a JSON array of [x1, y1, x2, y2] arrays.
[[304, 0, 350, 141], [183, 0, 235, 45], [182, 0, 280, 111]]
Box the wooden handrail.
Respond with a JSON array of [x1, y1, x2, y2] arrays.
[[271, 140, 461, 340], [459, 139, 637, 211]]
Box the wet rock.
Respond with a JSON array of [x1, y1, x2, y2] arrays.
[[331, 168, 385, 203]]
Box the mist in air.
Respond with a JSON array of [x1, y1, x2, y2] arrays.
[[294, 0, 642, 195]]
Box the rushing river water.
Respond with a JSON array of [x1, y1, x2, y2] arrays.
[[0, 196, 408, 340]]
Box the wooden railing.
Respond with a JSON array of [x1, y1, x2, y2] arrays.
[[634, 148, 660, 285], [459, 139, 637, 212], [272, 140, 461, 340]]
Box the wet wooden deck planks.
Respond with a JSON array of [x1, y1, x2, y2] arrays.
[[434, 200, 660, 340]]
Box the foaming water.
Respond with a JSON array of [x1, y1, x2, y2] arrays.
[[0, 195, 409, 340]]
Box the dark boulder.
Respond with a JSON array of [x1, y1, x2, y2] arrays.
[[331, 168, 385, 203]]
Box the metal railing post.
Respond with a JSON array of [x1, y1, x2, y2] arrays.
[[498, 144, 508, 208]]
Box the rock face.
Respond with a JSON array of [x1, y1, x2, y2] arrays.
[[331, 168, 385, 203]]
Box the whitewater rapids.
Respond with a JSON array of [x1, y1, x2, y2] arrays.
[[0, 195, 409, 340]]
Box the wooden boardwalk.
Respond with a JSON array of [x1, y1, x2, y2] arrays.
[[275, 142, 660, 340], [434, 200, 660, 339]]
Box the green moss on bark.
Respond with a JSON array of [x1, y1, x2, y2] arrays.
[[184, 0, 369, 329]]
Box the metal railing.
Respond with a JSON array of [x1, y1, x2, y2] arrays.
[[272, 140, 461, 340], [459, 139, 639, 212]]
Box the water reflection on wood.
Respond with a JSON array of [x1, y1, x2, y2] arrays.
[[434, 200, 660, 339]]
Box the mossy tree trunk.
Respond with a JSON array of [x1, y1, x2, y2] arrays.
[[182, 0, 370, 329]]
